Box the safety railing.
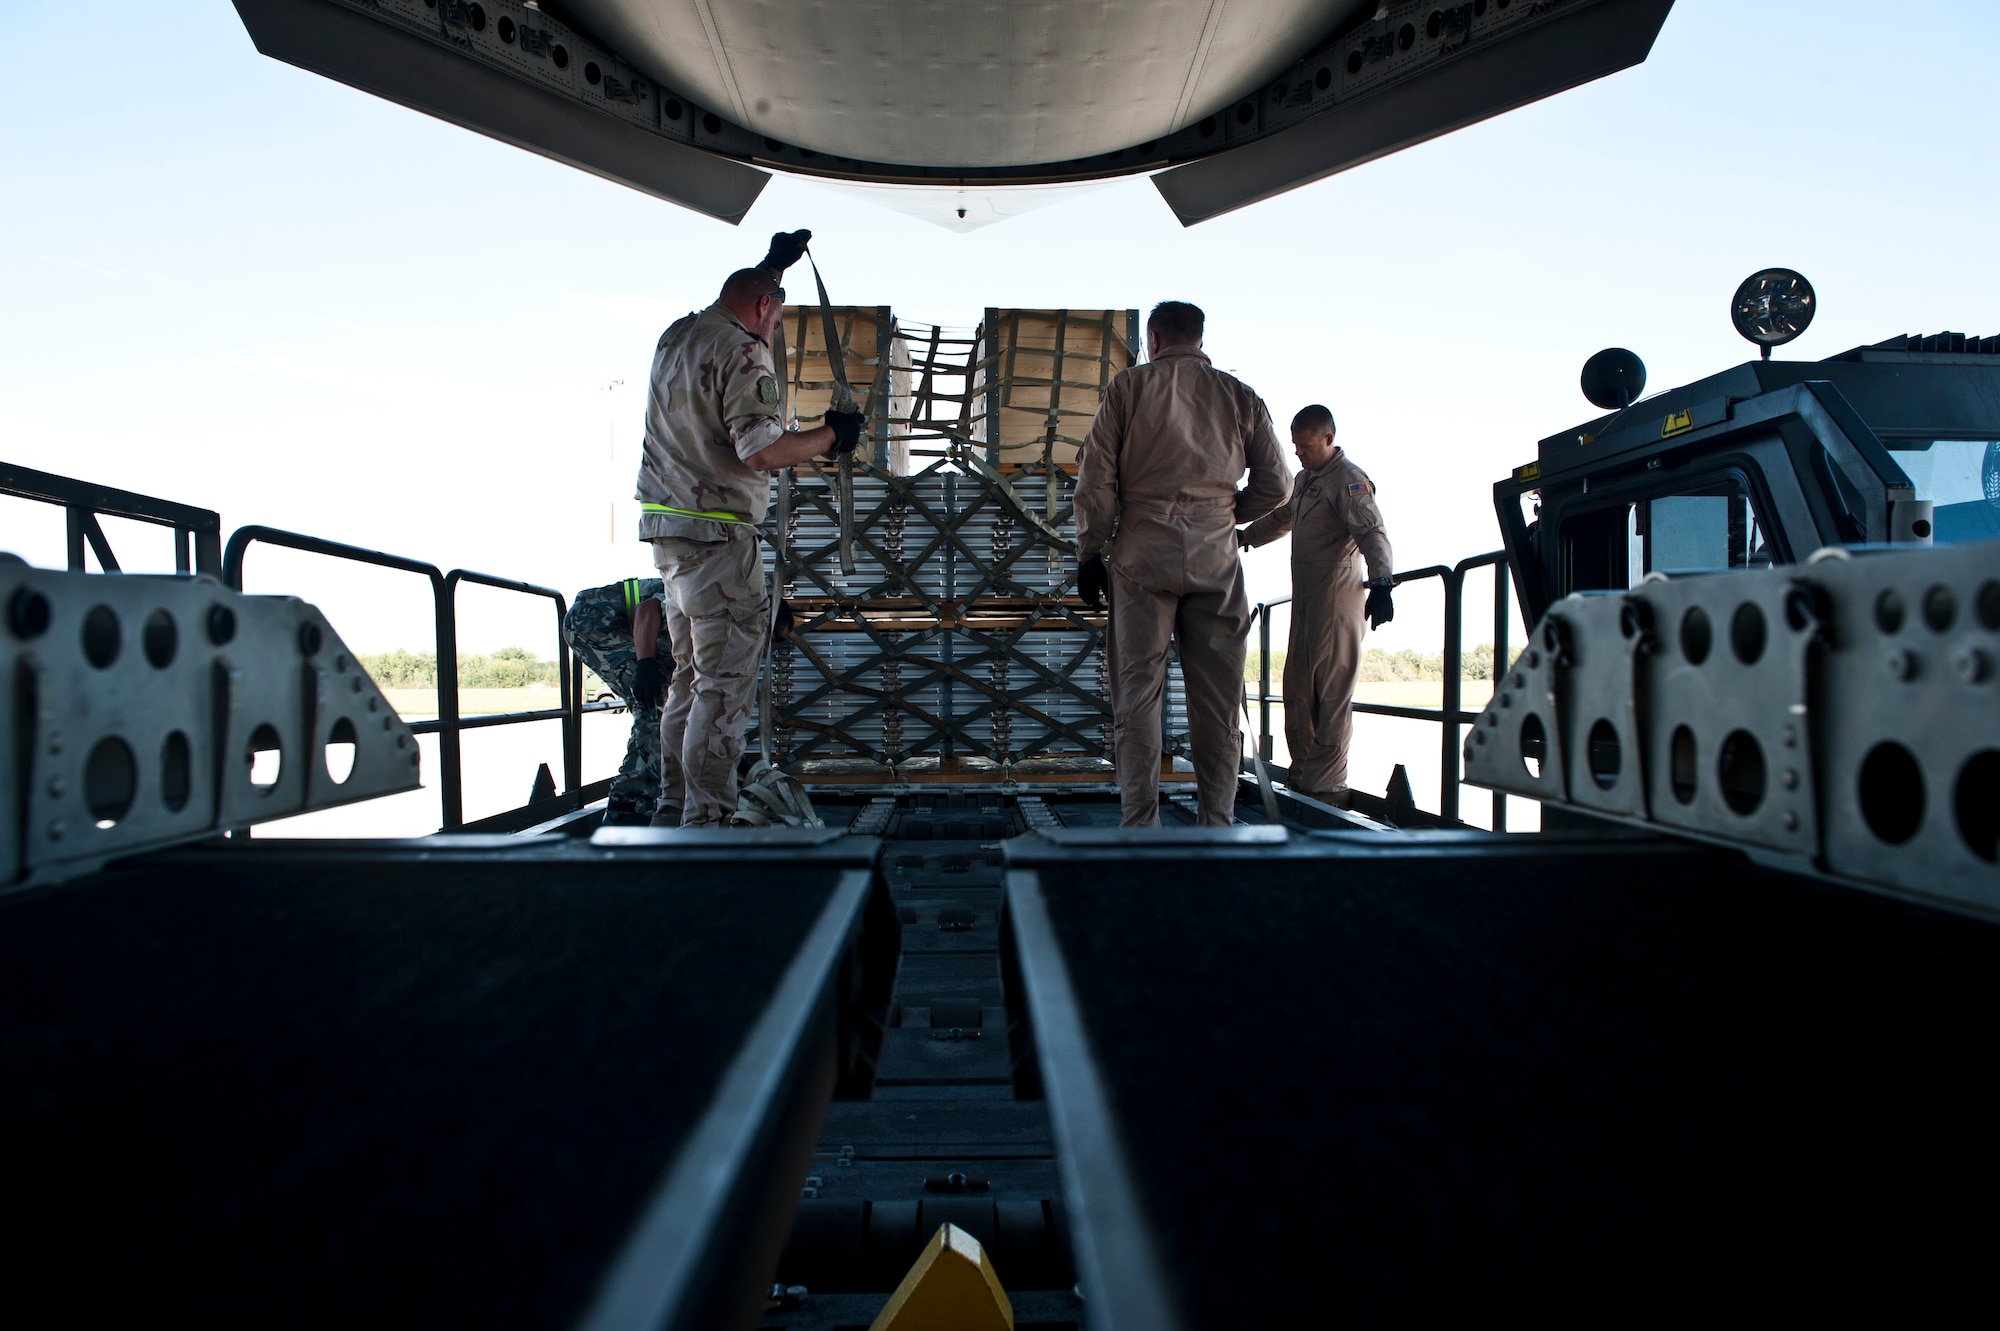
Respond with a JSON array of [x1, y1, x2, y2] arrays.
[[225, 526, 610, 830], [10, 462, 613, 832], [3, 459, 223, 576], [1251, 551, 1511, 825], [442, 568, 583, 799]]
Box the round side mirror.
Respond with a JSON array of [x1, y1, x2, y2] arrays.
[[1580, 347, 1647, 410]]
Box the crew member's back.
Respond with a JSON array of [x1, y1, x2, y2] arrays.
[[1074, 300, 1290, 826]]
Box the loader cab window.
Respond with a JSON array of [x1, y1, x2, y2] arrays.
[[1891, 440, 2000, 544], [1639, 485, 1773, 577], [1557, 474, 1772, 594]]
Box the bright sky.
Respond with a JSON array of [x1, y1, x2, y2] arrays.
[[6, 0, 1998, 660]]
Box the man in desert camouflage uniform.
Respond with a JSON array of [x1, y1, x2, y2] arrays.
[[637, 233, 864, 825], [562, 576, 672, 824], [1238, 404, 1395, 807]]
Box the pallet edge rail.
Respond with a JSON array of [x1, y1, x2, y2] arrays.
[[577, 863, 877, 1331], [1003, 864, 1185, 1331]]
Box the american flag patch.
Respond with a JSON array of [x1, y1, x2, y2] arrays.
[[1348, 482, 1370, 496]]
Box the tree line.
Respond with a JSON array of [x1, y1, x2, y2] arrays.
[[358, 647, 562, 690], [1251, 644, 1521, 683], [361, 643, 1520, 693], [1357, 643, 1520, 682]]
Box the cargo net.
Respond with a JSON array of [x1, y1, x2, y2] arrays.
[[756, 306, 1187, 779]]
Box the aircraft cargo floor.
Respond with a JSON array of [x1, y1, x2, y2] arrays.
[[4, 785, 1995, 1329]]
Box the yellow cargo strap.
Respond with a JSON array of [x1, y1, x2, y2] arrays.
[[640, 501, 751, 524]]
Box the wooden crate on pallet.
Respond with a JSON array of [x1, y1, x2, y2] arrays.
[[746, 306, 1161, 784], [754, 461, 1191, 782], [972, 309, 1140, 471], [776, 304, 912, 474]]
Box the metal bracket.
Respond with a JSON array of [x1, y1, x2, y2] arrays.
[[1465, 542, 2000, 919], [2, 560, 421, 891]]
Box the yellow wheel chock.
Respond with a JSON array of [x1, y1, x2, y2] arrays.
[[867, 1221, 1014, 1331]]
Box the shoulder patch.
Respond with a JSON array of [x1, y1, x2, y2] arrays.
[[1348, 481, 1372, 496], [756, 376, 779, 406]]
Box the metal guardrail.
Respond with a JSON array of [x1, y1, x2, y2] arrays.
[[2, 460, 223, 576], [223, 527, 602, 830], [5, 463, 636, 833], [1252, 551, 1512, 825], [443, 567, 584, 804]]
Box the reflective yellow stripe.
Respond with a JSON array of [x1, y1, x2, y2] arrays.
[[641, 501, 750, 523], [621, 578, 639, 618]]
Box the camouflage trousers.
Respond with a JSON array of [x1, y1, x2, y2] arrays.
[[651, 528, 769, 827], [562, 590, 675, 812]]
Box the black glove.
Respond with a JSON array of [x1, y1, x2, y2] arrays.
[[825, 409, 866, 455], [1077, 553, 1107, 612], [631, 656, 663, 709], [1365, 581, 1395, 630], [773, 599, 796, 642], [758, 229, 812, 276]]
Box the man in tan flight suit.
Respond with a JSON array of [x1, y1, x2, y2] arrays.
[[1238, 404, 1395, 807], [638, 239, 863, 825], [1073, 301, 1292, 827]]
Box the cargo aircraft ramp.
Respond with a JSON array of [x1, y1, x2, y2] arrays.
[[4, 295, 1997, 1325]]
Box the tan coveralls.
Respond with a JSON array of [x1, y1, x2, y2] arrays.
[[636, 303, 781, 826], [1240, 447, 1392, 799], [1075, 345, 1292, 826]]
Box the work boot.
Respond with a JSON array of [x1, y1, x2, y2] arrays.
[[647, 804, 685, 828], [601, 800, 649, 828], [1306, 788, 1353, 810]]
